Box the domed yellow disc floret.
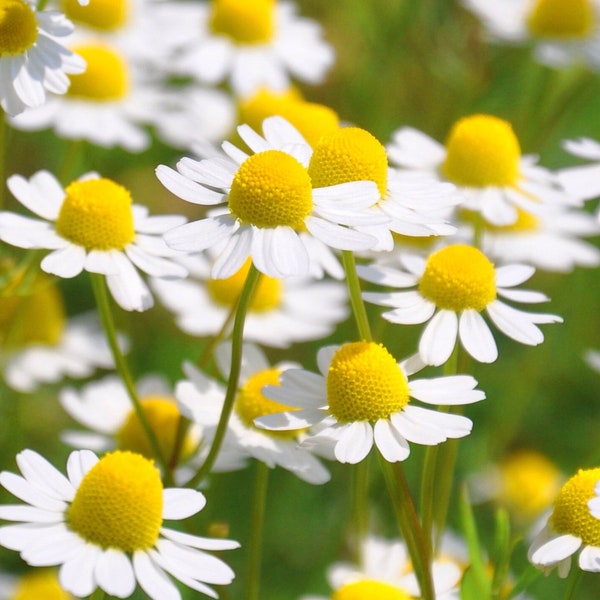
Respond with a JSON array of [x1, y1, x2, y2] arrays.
[[419, 244, 496, 312], [442, 114, 521, 187], [327, 342, 409, 423], [228, 150, 313, 229], [117, 397, 194, 462], [67, 451, 163, 552], [210, 0, 274, 44], [550, 467, 600, 546], [12, 570, 73, 600], [332, 580, 411, 600], [208, 258, 282, 312], [0, 0, 38, 56], [56, 178, 135, 251], [239, 89, 340, 147], [67, 44, 129, 101], [527, 0, 594, 39], [236, 367, 300, 439], [62, 0, 128, 31], [497, 450, 563, 520], [308, 127, 388, 199]]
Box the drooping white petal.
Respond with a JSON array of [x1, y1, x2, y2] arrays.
[[334, 422, 373, 464], [0, 472, 66, 511], [160, 528, 240, 551], [579, 545, 600, 572], [59, 544, 101, 598], [458, 309, 498, 363], [95, 549, 136, 598], [133, 551, 181, 600], [486, 301, 555, 345], [16, 450, 75, 501], [409, 375, 485, 405], [373, 419, 410, 462], [164, 215, 238, 253], [162, 489, 206, 520], [419, 310, 458, 366], [41, 245, 87, 278], [530, 534, 582, 566], [156, 165, 225, 205], [251, 225, 309, 278], [494, 264, 536, 287]]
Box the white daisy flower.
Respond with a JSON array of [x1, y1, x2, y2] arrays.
[[255, 341, 485, 465], [529, 467, 600, 577], [59, 373, 246, 476], [157, 116, 383, 279], [558, 136, 600, 202], [176, 342, 331, 484], [480, 205, 600, 273], [151, 254, 348, 348], [163, 0, 335, 96], [0, 0, 85, 116], [0, 170, 188, 312], [0, 569, 74, 599], [463, 0, 600, 71], [387, 115, 579, 227], [359, 243, 563, 366], [305, 125, 460, 251], [301, 535, 462, 600], [0, 449, 239, 599], [0, 268, 116, 392]]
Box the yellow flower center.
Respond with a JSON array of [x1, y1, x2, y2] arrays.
[[239, 88, 340, 147], [208, 258, 282, 312], [327, 342, 409, 423], [0, 0, 37, 57], [67, 44, 129, 101], [308, 127, 388, 199], [228, 150, 313, 229], [550, 468, 600, 546], [442, 114, 521, 187], [209, 0, 274, 44], [236, 368, 301, 440], [419, 244, 496, 312], [11, 570, 73, 600], [117, 397, 194, 462], [56, 178, 135, 251], [497, 450, 563, 519], [527, 0, 594, 39], [332, 580, 410, 600], [67, 451, 163, 552], [61, 0, 127, 31], [486, 207, 540, 233]]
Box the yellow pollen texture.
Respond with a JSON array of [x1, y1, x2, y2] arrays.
[[12, 570, 73, 600], [550, 468, 600, 546], [117, 397, 193, 462], [67, 44, 129, 101], [239, 89, 340, 147], [236, 368, 300, 439], [332, 580, 410, 600], [0, 0, 38, 56], [442, 114, 521, 187], [56, 178, 135, 251], [527, 0, 594, 39], [62, 0, 127, 31], [308, 127, 388, 199], [208, 258, 282, 312], [228, 150, 313, 229], [418, 244, 496, 312], [327, 342, 409, 423], [67, 451, 163, 552], [210, 0, 274, 44]]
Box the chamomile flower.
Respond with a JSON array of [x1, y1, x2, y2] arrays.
[[157, 117, 382, 279], [152, 255, 348, 347], [0, 270, 115, 392], [359, 243, 563, 366], [0, 170, 187, 312], [0, 449, 239, 599], [255, 341, 484, 465], [164, 0, 335, 96], [176, 342, 331, 484], [463, 0, 600, 71], [306, 125, 460, 251], [557, 137, 600, 202], [529, 467, 600, 577], [480, 206, 600, 273], [301, 535, 461, 600], [387, 115, 578, 227], [0, 0, 85, 116]]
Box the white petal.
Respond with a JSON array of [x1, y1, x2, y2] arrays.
[[133, 551, 181, 600], [59, 545, 101, 598], [160, 528, 240, 551], [66, 450, 99, 489], [95, 549, 136, 598], [530, 534, 582, 566], [251, 226, 309, 278], [409, 375, 485, 405], [497, 287, 548, 303], [458, 310, 498, 363], [334, 422, 373, 464], [41, 245, 87, 278], [419, 310, 458, 366], [162, 489, 206, 520], [495, 264, 535, 287], [164, 216, 237, 253], [156, 165, 225, 205], [486, 301, 553, 345], [373, 419, 410, 462], [0, 472, 66, 511], [16, 450, 75, 501], [305, 216, 377, 251]]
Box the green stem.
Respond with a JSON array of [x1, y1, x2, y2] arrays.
[[186, 264, 261, 488], [562, 568, 583, 600], [351, 458, 370, 563], [379, 455, 434, 600], [419, 444, 438, 556], [246, 461, 270, 600], [90, 273, 170, 481], [59, 139, 85, 183], [342, 250, 372, 342], [88, 588, 106, 600]]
